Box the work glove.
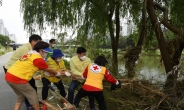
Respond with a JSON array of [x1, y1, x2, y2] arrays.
[[44, 71, 50, 76], [64, 71, 71, 77], [111, 84, 116, 90], [116, 80, 121, 88], [55, 72, 62, 77], [110, 80, 121, 90]]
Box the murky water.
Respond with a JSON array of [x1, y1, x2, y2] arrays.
[[63, 55, 168, 83], [118, 55, 167, 83]]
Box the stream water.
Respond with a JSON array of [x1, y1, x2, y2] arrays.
[[63, 54, 169, 83], [118, 55, 167, 83]]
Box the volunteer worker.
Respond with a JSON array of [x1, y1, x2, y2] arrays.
[[74, 56, 121, 110], [5, 41, 65, 110], [42, 49, 71, 102]]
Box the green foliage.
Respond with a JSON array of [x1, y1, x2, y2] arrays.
[[0, 34, 10, 47], [63, 59, 70, 70], [170, 0, 184, 29]]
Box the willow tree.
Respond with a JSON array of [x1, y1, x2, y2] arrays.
[[21, 0, 142, 75], [144, 0, 184, 90]]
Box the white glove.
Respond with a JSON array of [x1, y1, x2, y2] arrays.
[[44, 71, 50, 76], [56, 72, 61, 77], [65, 71, 71, 77]]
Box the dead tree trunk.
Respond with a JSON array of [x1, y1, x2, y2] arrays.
[[124, 0, 147, 78], [152, 1, 184, 88], [146, 0, 173, 73], [146, 0, 184, 90], [146, 0, 175, 88]]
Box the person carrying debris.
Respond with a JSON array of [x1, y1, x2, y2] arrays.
[[74, 56, 121, 110], [41, 49, 71, 103], [5, 41, 66, 110]]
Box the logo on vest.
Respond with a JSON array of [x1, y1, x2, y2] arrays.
[[20, 54, 29, 61], [90, 64, 101, 73]]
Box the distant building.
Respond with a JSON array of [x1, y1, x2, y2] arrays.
[[120, 13, 134, 36], [0, 19, 5, 35], [0, 19, 17, 43], [9, 34, 17, 43], [4, 27, 9, 36]]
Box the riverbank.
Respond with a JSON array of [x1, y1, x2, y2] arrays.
[[0, 46, 12, 56]]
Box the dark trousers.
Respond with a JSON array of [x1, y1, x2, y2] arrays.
[[68, 80, 95, 109], [3, 66, 7, 73], [3, 66, 36, 109], [74, 88, 106, 110], [42, 77, 66, 100]]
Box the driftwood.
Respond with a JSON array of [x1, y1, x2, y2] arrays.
[[72, 77, 166, 97], [117, 79, 165, 96], [43, 101, 61, 110]]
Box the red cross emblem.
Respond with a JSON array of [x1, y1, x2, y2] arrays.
[[22, 54, 28, 59], [90, 64, 101, 73], [93, 66, 99, 70]]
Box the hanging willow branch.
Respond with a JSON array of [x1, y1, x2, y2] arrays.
[[153, 2, 183, 36]]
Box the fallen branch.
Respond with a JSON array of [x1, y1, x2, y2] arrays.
[[43, 101, 61, 110], [135, 82, 165, 96]]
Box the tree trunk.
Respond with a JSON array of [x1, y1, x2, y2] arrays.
[[146, 0, 175, 87], [107, 3, 119, 75], [146, 0, 172, 73], [124, 0, 147, 78]]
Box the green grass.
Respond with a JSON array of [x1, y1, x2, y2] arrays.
[[0, 46, 12, 56]]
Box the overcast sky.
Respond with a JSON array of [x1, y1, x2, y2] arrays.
[[0, 0, 130, 44], [0, 0, 52, 43]]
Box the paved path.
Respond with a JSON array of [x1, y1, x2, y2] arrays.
[[0, 52, 26, 110]]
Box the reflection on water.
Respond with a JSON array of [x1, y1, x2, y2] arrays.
[[118, 55, 167, 83]]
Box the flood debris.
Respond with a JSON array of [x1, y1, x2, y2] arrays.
[[102, 79, 184, 110]]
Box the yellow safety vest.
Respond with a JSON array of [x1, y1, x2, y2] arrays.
[[42, 57, 66, 83], [84, 63, 106, 90], [8, 53, 42, 81]]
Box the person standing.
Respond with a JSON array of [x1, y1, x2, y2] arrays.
[[3, 34, 42, 109], [49, 39, 56, 50], [41, 49, 71, 102], [46, 39, 56, 61], [74, 56, 121, 110], [5, 41, 64, 110], [68, 47, 96, 110], [12, 44, 17, 52]]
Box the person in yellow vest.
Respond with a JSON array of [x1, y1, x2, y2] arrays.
[[73, 56, 121, 110], [41, 49, 71, 102], [5, 41, 65, 110], [3, 34, 42, 109]]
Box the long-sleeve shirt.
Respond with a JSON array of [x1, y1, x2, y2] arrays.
[[70, 55, 91, 76], [82, 65, 117, 91], [42, 57, 66, 83], [5, 43, 32, 69]]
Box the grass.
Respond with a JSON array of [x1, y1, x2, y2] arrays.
[[0, 46, 12, 56]]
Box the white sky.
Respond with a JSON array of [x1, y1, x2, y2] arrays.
[[0, 0, 52, 43], [0, 0, 130, 44]]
